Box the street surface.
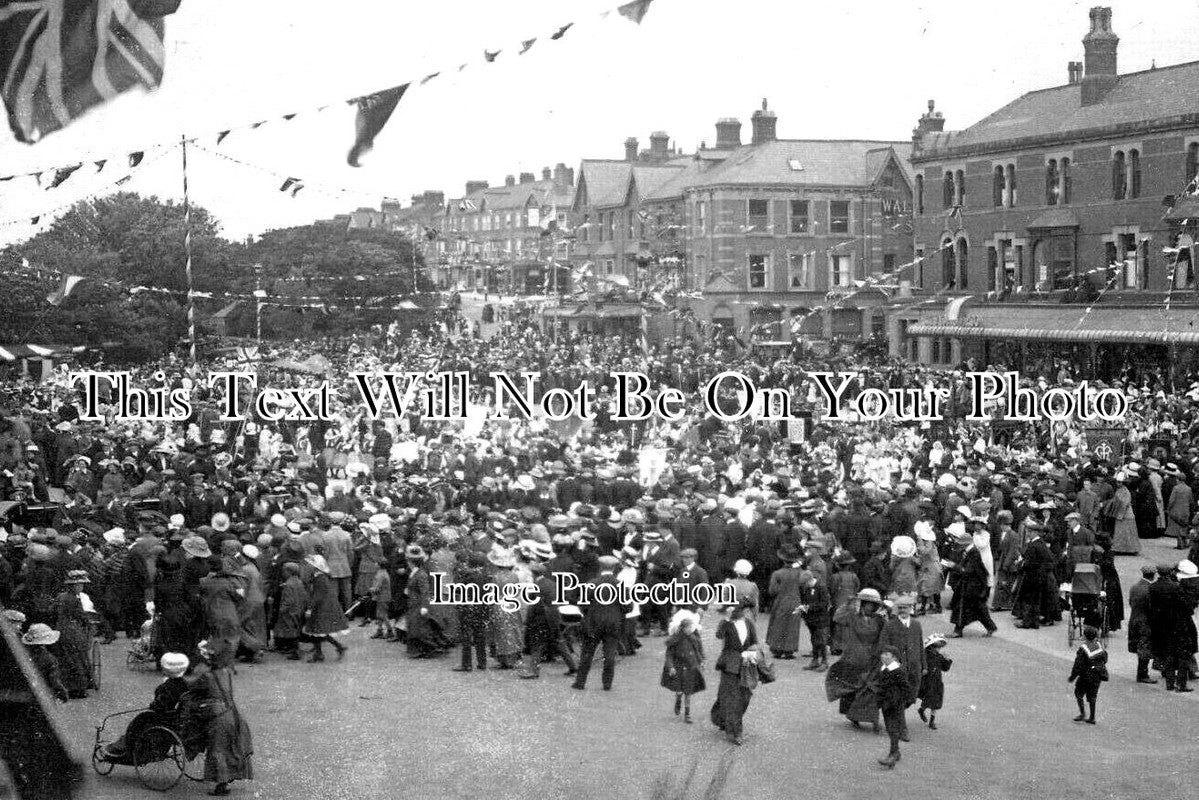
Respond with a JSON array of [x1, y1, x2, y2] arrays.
[[59, 538, 1197, 800]]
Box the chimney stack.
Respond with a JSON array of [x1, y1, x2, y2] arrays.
[[553, 162, 572, 186], [1081, 7, 1118, 106], [715, 118, 742, 150], [423, 190, 444, 207], [465, 180, 488, 195], [519, 172, 535, 184], [649, 131, 670, 161], [505, 174, 516, 187], [624, 137, 639, 162], [1067, 61, 1084, 84], [750, 99, 777, 145], [911, 99, 946, 151], [541, 167, 552, 181]]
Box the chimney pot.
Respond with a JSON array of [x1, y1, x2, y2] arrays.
[[541, 167, 552, 180], [1081, 7, 1119, 105], [649, 131, 670, 161], [715, 118, 742, 150], [624, 137, 639, 162], [519, 172, 535, 184], [505, 175, 516, 187], [750, 99, 777, 145], [465, 180, 488, 195]]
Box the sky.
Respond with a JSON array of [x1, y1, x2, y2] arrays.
[[1, 0, 1197, 245]]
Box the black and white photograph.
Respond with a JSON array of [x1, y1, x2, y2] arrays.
[[1, 1, 1198, 798]]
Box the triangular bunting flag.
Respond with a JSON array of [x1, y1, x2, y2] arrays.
[[46, 274, 84, 306], [421, 72, 440, 85], [347, 83, 410, 167], [283, 113, 296, 121], [458, 63, 468, 72], [32, 172, 42, 186], [551, 23, 573, 40], [48, 164, 82, 189], [128, 151, 144, 168], [291, 184, 305, 197], [519, 39, 536, 55], [483, 50, 501, 62], [116, 175, 131, 186], [617, 0, 653, 24], [280, 177, 301, 193], [216, 130, 231, 145], [94, 159, 107, 173], [251, 120, 267, 129]]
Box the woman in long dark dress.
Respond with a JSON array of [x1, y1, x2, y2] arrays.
[[155, 556, 201, 660], [711, 598, 760, 746], [661, 609, 705, 723], [1094, 544, 1124, 631], [53, 570, 94, 698], [302, 555, 348, 662], [765, 546, 805, 659], [825, 588, 885, 730], [185, 641, 253, 797]]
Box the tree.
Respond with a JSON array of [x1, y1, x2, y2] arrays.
[[0, 192, 238, 360]]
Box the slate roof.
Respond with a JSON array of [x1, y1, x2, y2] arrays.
[[920, 60, 1199, 157], [690, 140, 911, 188]]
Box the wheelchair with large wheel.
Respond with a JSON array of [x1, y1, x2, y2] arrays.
[[91, 708, 204, 791]]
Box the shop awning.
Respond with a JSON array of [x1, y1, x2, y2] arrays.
[[0, 344, 84, 361], [1026, 209, 1080, 229], [907, 304, 1199, 345]]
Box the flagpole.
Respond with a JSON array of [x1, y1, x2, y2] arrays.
[[181, 135, 196, 362]]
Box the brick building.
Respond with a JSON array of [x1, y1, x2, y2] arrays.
[[902, 7, 1199, 378], [441, 166, 575, 293], [681, 102, 914, 342]]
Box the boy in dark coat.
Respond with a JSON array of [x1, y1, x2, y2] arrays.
[[917, 633, 951, 729], [799, 570, 831, 671], [876, 645, 910, 768], [273, 563, 307, 660]]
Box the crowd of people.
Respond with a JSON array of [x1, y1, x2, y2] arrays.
[[1, 308, 1198, 786]]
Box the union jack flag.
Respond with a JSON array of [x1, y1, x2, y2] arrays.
[[0, 0, 180, 144]]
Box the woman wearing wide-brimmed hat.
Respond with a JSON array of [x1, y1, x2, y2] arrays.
[[21, 623, 69, 702], [826, 587, 886, 731], [54, 569, 95, 698], [185, 640, 253, 796], [765, 543, 805, 659], [200, 541, 247, 659], [403, 544, 441, 659], [487, 545, 524, 668], [1107, 470, 1140, 555], [661, 608, 705, 723], [300, 554, 348, 662]]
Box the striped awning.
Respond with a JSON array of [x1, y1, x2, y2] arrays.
[[907, 323, 1199, 345], [0, 344, 82, 361]]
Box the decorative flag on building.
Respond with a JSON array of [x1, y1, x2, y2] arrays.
[[46, 274, 84, 306], [550, 23, 573, 40], [617, 0, 654, 24], [279, 177, 304, 196], [347, 83, 410, 167], [0, 0, 181, 144], [519, 38, 536, 54], [483, 49, 501, 62], [128, 151, 145, 168]]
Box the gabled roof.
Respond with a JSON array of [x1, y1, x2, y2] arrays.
[[921, 59, 1199, 157], [643, 156, 729, 202], [690, 140, 912, 188], [628, 165, 684, 204], [574, 160, 633, 210]]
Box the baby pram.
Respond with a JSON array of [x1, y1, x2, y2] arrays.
[[126, 617, 159, 670], [1065, 563, 1108, 646]]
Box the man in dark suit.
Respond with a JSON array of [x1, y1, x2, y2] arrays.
[[677, 548, 709, 612], [1015, 522, 1054, 629], [1148, 565, 1191, 692], [641, 527, 680, 636], [1127, 565, 1158, 684], [571, 555, 628, 691], [696, 499, 726, 580]]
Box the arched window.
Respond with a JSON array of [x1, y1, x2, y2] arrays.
[[955, 169, 966, 206], [1129, 149, 1141, 198], [1112, 151, 1126, 199], [943, 171, 954, 208], [1186, 143, 1199, 187], [941, 238, 955, 287], [1061, 157, 1072, 204], [1046, 159, 1058, 206], [993, 166, 1004, 207], [956, 238, 969, 289], [1005, 164, 1017, 207], [915, 174, 924, 214]]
